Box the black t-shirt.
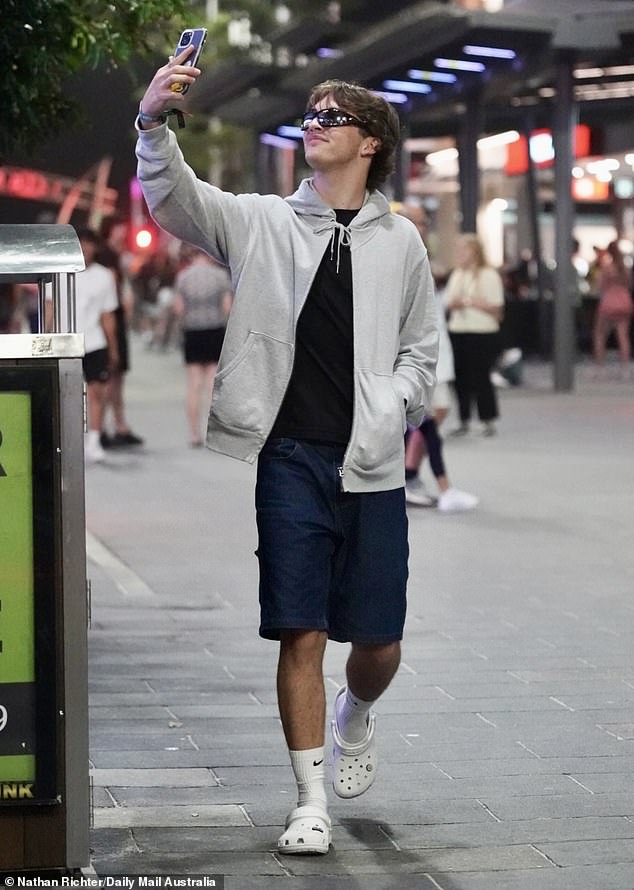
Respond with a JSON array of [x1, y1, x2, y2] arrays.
[[268, 209, 358, 444]]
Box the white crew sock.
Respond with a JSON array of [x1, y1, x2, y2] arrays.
[[289, 747, 327, 810], [336, 687, 375, 743]]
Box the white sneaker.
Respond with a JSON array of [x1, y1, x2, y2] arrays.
[[85, 430, 106, 464], [438, 487, 478, 513], [405, 477, 436, 507]]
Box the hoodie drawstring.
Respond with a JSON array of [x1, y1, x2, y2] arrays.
[[319, 222, 352, 274]]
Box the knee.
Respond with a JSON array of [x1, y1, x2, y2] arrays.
[[353, 640, 401, 669], [280, 629, 327, 665]]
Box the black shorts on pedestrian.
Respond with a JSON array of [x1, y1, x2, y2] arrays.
[[183, 327, 225, 365], [255, 438, 409, 644], [83, 348, 110, 384]]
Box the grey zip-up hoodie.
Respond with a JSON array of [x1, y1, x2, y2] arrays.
[[136, 124, 438, 492]]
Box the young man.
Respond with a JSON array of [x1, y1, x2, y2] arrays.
[[136, 51, 438, 855]]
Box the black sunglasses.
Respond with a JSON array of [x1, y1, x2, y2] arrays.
[[300, 107, 368, 131]]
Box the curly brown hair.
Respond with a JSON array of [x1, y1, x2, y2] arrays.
[[306, 80, 400, 192]]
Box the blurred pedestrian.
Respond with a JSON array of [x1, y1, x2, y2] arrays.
[[593, 240, 633, 379], [172, 249, 232, 446], [133, 246, 177, 350], [137, 59, 437, 856], [97, 217, 144, 448], [48, 229, 119, 464], [446, 233, 504, 437], [398, 205, 478, 512]]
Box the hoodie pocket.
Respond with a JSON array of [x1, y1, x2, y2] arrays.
[[211, 331, 293, 435], [350, 370, 405, 471]]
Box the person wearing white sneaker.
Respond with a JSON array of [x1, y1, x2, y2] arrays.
[[399, 205, 478, 514], [404, 475, 436, 507], [438, 487, 479, 513], [48, 229, 119, 467]]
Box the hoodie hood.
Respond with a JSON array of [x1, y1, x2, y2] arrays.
[[285, 178, 391, 269], [285, 178, 391, 229]]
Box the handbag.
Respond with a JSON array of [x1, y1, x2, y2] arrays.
[[599, 284, 633, 318]]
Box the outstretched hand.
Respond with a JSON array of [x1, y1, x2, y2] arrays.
[[139, 46, 201, 117]]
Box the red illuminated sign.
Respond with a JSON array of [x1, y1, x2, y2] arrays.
[[505, 125, 592, 175], [0, 166, 117, 213]]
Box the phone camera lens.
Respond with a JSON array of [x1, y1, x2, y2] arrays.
[[181, 31, 192, 46]]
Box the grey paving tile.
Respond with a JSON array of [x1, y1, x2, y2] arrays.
[[93, 851, 284, 876], [433, 756, 634, 778], [283, 844, 550, 875], [538, 837, 634, 867], [91, 768, 218, 787], [423, 863, 634, 890], [246, 798, 493, 828], [478, 793, 634, 821], [93, 804, 250, 829], [385, 816, 634, 850], [380, 773, 588, 801]]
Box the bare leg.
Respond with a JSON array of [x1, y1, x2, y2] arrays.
[[404, 427, 426, 472], [185, 363, 205, 444], [277, 630, 328, 750], [346, 641, 401, 702], [87, 381, 106, 433], [106, 371, 129, 434], [615, 317, 631, 368], [593, 314, 609, 366]]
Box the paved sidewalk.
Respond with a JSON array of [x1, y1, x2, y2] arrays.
[[86, 338, 634, 889]]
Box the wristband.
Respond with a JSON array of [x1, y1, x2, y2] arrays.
[[138, 104, 186, 129], [138, 105, 167, 125]]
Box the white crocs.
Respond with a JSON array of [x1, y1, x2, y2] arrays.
[[331, 687, 378, 798], [277, 805, 331, 855]]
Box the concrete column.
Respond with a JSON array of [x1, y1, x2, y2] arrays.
[[552, 51, 577, 391], [457, 91, 483, 232]]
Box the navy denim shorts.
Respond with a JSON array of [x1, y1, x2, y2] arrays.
[[255, 438, 409, 644]]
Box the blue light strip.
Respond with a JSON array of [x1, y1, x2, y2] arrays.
[[383, 79, 432, 94], [434, 58, 485, 72], [408, 69, 457, 84], [276, 126, 304, 139], [372, 90, 409, 104], [262, 132, 300, 148], [463, 44, 516, 60]]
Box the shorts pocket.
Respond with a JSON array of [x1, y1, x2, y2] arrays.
[[260, 437, 299, 461]]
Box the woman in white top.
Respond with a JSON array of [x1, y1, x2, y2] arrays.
[[446, 233, 504, 436]]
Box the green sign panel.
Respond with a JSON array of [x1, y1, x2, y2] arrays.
[[0, 392, 37, 794]]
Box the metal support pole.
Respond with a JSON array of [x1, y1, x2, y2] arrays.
[[52, 273, 62, 333], [552, 51, 577, 391], [457, 92, 482, 233], [522, 114, 545, 306], [37, 279, 46, 333], [67, 273, 77, 334]]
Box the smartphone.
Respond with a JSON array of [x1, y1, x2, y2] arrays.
[[171, 27, 207, 93]]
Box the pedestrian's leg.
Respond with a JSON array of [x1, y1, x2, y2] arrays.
[[615, 316, 631, 372], [186, 363, 205, 444], [277, 629, 331, 854], [593, 312, 609, 367], [203, 361, 218, 412], [277, 629, 328, 753], [336, 641, 401, 747], [474, 333, 499, 425], [330, 641, 400, 799], [450, 333, 472, 428], [343, 641, 401, 727]]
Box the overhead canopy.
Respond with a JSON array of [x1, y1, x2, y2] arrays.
[[188, 1, 634, 139]]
